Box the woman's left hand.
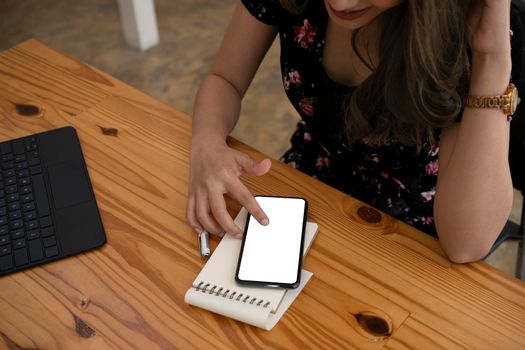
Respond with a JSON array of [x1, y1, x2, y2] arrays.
[[466, 0, 511, 59]]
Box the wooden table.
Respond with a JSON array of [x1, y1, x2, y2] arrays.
[[0, 39, 524, 350]]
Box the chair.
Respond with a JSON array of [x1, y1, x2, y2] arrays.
[[483, 1, 525, 280]]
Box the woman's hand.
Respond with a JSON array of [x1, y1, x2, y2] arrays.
[[187, 139, 271, 238], [466, 0, 511, 58], [465, 0, 512, 95]]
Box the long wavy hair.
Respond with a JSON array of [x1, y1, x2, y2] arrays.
[[280, 0, 470, 148]]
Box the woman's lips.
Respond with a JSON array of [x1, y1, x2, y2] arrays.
[[329, 5, 371, 21]]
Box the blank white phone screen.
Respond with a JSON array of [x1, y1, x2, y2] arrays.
[[238, 197, 306, 285]]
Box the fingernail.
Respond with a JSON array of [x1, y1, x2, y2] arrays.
[[234, 233, 243, 240], [194, 228, 203, 234], [219, 232, 225, 237], [260, 218, 269, 226]]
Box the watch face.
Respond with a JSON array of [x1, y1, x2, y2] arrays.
[[511, 87, 519, 114]]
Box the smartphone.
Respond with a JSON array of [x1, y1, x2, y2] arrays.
[[235, 196, 308, 289]]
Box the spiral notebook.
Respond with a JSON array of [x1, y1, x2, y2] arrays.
[[184, 208, 319, 330]]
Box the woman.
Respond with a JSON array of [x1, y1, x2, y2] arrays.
[[187, 0, 521, 263]]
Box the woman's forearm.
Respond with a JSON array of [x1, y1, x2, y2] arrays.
[[191, 73, 243, 146], [434, 55, 514, 263]]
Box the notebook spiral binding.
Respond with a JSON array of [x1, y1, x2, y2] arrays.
[[195, 281, 271, 308]]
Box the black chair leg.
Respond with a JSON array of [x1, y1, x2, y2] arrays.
[[516, 195, 525, 280], [517, 239, 524, 280]]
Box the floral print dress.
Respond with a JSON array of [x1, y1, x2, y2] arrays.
[[241, 0, 523, 237]]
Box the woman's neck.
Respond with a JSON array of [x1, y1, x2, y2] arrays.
[[322, 17, 381, 87]]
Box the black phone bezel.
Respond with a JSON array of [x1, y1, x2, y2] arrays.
[[235, 195, 308, 289]]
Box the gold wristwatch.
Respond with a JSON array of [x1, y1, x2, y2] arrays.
[[463, 83, 520, 120]]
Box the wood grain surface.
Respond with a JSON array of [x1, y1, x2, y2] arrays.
[[0, 39, 524, 350]]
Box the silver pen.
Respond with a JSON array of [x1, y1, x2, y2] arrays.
[[198, 230, 211, 258]]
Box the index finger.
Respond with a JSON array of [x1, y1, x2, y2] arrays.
[[227, 179, 269, 226]]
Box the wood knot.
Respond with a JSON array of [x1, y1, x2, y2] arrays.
[[15, 103, 43, 117], [353, 312, 391, 338], [357, 206, 382, 223], [98, 125, 119, 137], [73, 314, 96, 338], [79, 296, 91, 309]]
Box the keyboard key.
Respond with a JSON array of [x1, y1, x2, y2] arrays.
[[8, 202, 20, 211], [0, 208, 5, 216], [24, 211, 37, 221], [0, 190, 4, 198], [2, 161, 14, 170], [0, 143, 11, 155], [0, 235, 9, 245], [43, 236, 56, 247], [21, 194, 33, 203], [45, 246, 58, 258], [10, 219, 23, 230], [41, 226, 54, 237], [0, 216, 7, 226], [28, 240, 43, 262], [5, 177, 16, 186], [7, 193, 19, 203], [12, 238, 26, 249], [0, 226, 7, 235], [14, 154, 26, 162], [18, 177, 30, 186], [1, 154, 13, 162], [20, 185, 32, 195], [10, 229, 24, 240], [8, 210, 21, 220], [25, 220, 38, 231], [31, 175, 50, 217], [22, 202, 35, 212], [14, 248, 28, 266], [5, 185, 17, 194], [39, 216, 52, 228], [0, 198, 5, 207], [3, 170, 15, 178], [0, 245, 11, 256], [23, 211, 36, 221], [15, 162, 28, 171], [27, 230, 39, 240], [16, 169, 29, 178], [0, 254, 13, 270]]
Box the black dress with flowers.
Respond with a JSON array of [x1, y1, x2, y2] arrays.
[[241, 0, 523, 236]]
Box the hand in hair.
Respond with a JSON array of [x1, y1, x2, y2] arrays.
[[465, 0, 512, 60]]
